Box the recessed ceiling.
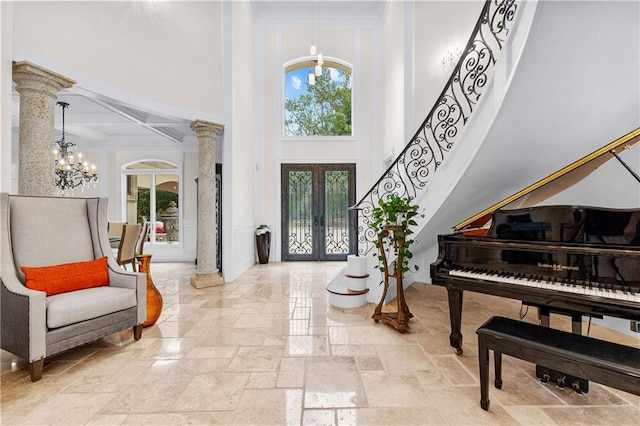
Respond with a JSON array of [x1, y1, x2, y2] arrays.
[[11, 87, 195, 154]]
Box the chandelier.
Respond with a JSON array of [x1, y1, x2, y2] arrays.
[[308, 53, 324, 86], [53, 101, 98, 195], [308, 1, 323, 86]]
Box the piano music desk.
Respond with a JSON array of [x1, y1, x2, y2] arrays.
[[476, 316, 640, 411]]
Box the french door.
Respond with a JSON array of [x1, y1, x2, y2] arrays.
[[281, 164, 357, 261]]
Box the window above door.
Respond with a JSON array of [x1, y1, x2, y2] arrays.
[[284, 60, 352, 137]]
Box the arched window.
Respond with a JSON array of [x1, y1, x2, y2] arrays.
[[284, 60, 352, 137], [124, 160, 180, 245]]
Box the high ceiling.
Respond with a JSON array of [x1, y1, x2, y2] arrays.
[[11, 1, 388, 155], [248, 0, 387, 23], [11, 87, 196, 154]]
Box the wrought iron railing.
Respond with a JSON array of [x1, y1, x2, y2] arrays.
[[352, 0, 518, 255]]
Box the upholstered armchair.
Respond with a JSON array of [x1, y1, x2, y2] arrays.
[[0, 193, 146, 381]]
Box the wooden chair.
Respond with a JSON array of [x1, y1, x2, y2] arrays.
[[134, 222, 150, 271], [107, 222, 126, 249], [117, 224, 141, 271]]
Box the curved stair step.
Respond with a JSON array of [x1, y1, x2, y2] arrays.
[[326, 278, 369, 309]]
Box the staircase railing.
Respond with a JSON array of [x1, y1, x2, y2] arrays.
[[353, 0, 518, 255]]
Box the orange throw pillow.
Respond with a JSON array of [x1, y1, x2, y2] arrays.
[[22, 257, 110, 296]]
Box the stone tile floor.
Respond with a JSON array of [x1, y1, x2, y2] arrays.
[[1, 261, 639, 425]]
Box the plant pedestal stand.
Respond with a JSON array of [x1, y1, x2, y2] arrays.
[[372, 225, 413, 332]]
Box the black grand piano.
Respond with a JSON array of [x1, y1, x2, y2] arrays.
[[431, 127, 640, 391]]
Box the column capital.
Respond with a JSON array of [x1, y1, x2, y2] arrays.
[[13, 61, 76, 98], [190, 119, 224, 139]]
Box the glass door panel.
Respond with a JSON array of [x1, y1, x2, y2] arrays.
[[322, 170, 351, 259], [156, 174, 179, 244], [284, 169, 314, 260], [282, 164, 355, 261]]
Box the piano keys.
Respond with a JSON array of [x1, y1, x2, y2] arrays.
[[449, 267, 640, 304], [430, 127, 640, 361]]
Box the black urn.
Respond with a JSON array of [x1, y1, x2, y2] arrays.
[[256, 226, 271, 264]]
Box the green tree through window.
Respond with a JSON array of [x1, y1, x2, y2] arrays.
[[136, 188, 178, 223], [285, 64, 352, 137], [124, 160, 179, 244]]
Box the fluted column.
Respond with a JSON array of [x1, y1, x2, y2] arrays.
[[190, 119, 224, 289], [13, 61, 75, 196]]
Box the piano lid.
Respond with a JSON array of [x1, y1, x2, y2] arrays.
[[455, 127, 640, 232]]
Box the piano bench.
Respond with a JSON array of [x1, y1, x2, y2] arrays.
[[476, 316, 640, 411]]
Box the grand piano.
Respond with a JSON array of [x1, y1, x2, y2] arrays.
[[430, 127, 640, 391]]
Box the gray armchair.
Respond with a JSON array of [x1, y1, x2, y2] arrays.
[[0, 193, 146, 381]]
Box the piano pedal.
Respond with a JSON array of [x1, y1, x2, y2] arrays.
[[571, 381, 583, 395], [536, 366, 589, 394], [539, 372, 550, 383]]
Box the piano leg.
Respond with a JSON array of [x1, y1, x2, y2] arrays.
[[447, 288, 464, 355]]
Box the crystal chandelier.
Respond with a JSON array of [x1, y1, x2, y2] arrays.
[[53, 101, 98, 195]]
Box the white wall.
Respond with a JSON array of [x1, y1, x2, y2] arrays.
[[13, 1, 223, 121], [413, 1, 485, 132], [0, 2, 13, 193], [10, 1, 222, 267], [255, 16, 378, 263], [413, 0, 640, 264], [381, 1, 405, 166], [357, 28, 377, 204], [224, 0, 256, 280]]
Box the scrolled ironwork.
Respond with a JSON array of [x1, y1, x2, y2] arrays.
[[353, 0, 518, 255]]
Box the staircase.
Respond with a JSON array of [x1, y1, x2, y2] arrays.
[[329, 0, 640, 308], [327, 0, 527, 308], [327, 254, 370, 308]]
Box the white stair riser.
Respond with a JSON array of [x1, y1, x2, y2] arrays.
[[328, 292, 368, 309]]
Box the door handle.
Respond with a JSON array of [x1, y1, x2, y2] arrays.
[[320, 216, 324, 227], [314, 216, 319, 227]]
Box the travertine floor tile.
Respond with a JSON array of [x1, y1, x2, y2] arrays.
[[17, 392, 118, 425], [359, 370, 434, 407], [227, 346, 284, 372], [173, 372, 249, 411], [303, 409, 337, 425], [541, 406, 640, 425], [337, 406, 447, 425], [246, 371, 277, 389], [1, 261, 638, 425], [232, 388, 303, 425], [375, 343, 435, 371], [121, 412, 234, 425]]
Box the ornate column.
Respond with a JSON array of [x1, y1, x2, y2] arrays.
[[13, 61, 75, 196], [190, 119, 224, 289]]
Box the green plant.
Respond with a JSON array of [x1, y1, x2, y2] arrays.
[[370, 195, 419, 278], [256, 224, 271, 235]]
